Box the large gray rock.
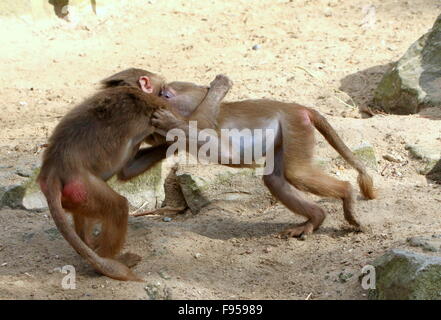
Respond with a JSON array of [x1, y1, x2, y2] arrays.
[[405, 144, 440, 175], [176, 164, 274, 214], [407, 235, 441, 252], [0, 184, 26, 209], [0, 169, 28, 209], [1, 162, 167, 211], [108, 162, 165, 211], [374, 14, 441, 114], [369, 249, 441, 300]]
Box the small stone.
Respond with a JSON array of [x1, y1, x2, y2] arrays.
[[18, 101, 28, 107], [158, 270, 171, 280], [252, 44, 261, 50], [338, 272, 353, 283], [382, 154, 403, 163], [163, 217, 172, 222], [194, 253, 202, 259], [145, 283, 172, 300]]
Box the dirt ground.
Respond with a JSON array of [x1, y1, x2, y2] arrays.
[[1, 0, 441, 300]]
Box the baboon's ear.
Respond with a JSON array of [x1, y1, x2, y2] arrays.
[[138, 76, 154, 93]]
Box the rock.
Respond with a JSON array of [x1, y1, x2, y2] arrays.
[[0, 184, 26, 209], [335, 143, 377, 172], [252, 44, 261, 50], [338, 272, 353, 283], [427, 159, 441, 183], [108, 161, 166, 211], [1, 161, 167, 211], [407, 235, 441, 252], [374, 14, 441, 114], [194, 253, 202, 259], [163, 217, 172, 222], [176, 164, 274, 214], [162, 165, 187, 208], [144, 283, 172, 300], [158, 270, 171, 280], [405, 144, 440, 174], [21, 168, 47, 211], [369, 249, 441, 300], [382, 153, 404, 163], [353, 143, 377, 171], [324, 8, 332, 17], [0, 0, 100, 20]]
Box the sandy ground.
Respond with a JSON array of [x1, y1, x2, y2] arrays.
[[0, 0, 440, 300]]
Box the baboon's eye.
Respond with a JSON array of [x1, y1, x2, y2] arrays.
[[160, 90, 174, 99]]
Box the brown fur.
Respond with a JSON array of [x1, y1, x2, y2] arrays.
[[137, 80, 377, 238], [38, 85, 168, 281], [93, 69, 376, 239]]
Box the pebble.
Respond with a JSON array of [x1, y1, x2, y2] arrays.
[[163, 217, 172, 222], [383, 154, 403, 163], [252, 44, 261, 50], [194, 253, 202, 259], [338, 272, 353, 283], [158, 270, 171, 280]]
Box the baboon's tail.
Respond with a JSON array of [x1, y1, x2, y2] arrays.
[[307, 108, 376, 199], [41, 173, 143, 281]]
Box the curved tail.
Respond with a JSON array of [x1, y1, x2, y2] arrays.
[[42, 173, 143, 281], [307, 108, 377, 199]]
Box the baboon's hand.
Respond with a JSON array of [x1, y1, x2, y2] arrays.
[[210, 74, 233, 93], [152, 109, 183, 135]]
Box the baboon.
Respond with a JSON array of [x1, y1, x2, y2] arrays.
[[38, 70, 230, 280]]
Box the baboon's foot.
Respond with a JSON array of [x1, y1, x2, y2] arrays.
[[279, 221, 314, 239], [117, 252, 142, 268]]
